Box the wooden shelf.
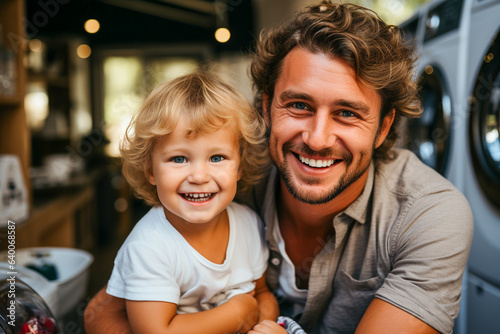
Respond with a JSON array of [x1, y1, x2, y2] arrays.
[[0, 96, 21, 106], [15, 185, 96, 249], [0, 0, 26, 104], [0, 0, 30, 224]]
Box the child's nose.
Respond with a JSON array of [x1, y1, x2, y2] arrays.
[[187, 163, 210, 184]]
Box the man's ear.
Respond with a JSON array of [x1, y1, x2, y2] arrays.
[[375, 109, 395, 149], [262, 93, 271, 126]]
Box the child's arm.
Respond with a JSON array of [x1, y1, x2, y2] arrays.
[[126, 293, 259, 334], [253, 275, 280, 323]]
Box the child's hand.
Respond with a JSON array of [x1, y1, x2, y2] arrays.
[[226, 293, 259, 333], [248, 320, 288, 334]]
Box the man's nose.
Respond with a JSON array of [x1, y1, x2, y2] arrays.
[[302, 114, 336, 151]]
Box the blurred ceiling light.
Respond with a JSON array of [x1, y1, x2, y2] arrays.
[[77, 44, 92, 59], [25, 87, 49, 131], [84, 19, 100, 33], [215, 27, 231, 43], [28, 39, 44, 52]]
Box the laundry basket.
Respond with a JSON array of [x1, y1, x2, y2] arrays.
[[0, 247, 94, 317]]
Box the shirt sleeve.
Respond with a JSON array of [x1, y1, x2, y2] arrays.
[[106, 240, 180, 303], [375, 189, 474, 333]]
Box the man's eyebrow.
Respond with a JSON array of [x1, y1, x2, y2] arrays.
[[336, 99, 371, 114], [279, 90, 312, 102]]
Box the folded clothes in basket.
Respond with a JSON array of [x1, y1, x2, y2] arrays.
[[25, 262, 59, 281]]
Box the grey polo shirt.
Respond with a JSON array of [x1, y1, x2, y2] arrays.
[[236, 149, 473, 334]]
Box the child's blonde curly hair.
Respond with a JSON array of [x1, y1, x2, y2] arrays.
[[121, 71, 270, 206]]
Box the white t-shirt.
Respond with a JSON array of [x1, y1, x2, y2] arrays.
[[273, 220, 308, 315], [106, 202, 269, 314]]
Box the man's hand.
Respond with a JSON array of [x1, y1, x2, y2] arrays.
[[248, 320, 288, 334], [84, 287, 131, 334], [226, 293, 260, 333]]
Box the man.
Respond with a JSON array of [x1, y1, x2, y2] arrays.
[[85, 2, 473, 333]]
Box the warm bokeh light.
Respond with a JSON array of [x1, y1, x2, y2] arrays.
[[84, 19, 100, 34], [77, 44, 92, 59], [425, 65, 434, 75], [28, 39, 44, 52], [484, 52, 494, 63], [25, 87, 49, 132], [215, 27, 231, 43]]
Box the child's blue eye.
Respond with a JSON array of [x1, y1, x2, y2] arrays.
[[172, 156, 186, 163], [210, 155, 225, 162]]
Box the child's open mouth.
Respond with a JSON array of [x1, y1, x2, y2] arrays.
[[181, 193, 215, 202]]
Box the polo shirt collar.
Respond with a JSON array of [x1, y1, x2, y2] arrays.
[[342, 161, 374, 225], [262, 167, 280, 248]]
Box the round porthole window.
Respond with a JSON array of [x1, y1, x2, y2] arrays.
[[406, 65, 452, 175], [469, 30, 500, 207]]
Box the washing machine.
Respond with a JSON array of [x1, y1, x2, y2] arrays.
[[401, 0, 470, 192], [464, 0, 500, 332], [400, 1, 472, 332]]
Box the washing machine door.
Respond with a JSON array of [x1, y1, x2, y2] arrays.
[[469, 28, 500, 207], [406, 65, 452, 174], [0, 275, 57, 333]]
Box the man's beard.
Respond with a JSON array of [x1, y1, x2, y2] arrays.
[[271, 141, 373, 205]]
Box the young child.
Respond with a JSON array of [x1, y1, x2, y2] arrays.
[[106, 71, 283, 334]]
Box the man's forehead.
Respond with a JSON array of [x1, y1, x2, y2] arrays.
[[274, 47, 382, 111]]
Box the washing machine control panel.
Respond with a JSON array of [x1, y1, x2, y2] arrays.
[[424, 0, 465, 42]]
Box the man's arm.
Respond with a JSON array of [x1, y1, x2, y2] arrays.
[[355, 298, 438, 334], [352, 184, 473, 333], [127, 293, 259, 334], [84, 286, 131, 334], [85, 285, 260, 334], [254, 275, 280, 323]]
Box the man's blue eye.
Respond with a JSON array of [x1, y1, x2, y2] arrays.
[[293, 102, 308, 110], [340, 110, 355, 117], [210, 155, 224, 162], [172, 156, 186, 163]]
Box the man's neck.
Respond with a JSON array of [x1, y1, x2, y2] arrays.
[[276, 171, 369, 289], [277, 170, 369, 233]]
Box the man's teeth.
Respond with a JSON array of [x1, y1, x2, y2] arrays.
[[184, 193, 213, 201], [299, 155, 335, 168]]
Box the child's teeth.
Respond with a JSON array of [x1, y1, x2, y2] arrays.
[[185, 193, 212, 201]]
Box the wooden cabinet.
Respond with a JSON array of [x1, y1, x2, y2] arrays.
[[0, 0, 100, 251], [0, 0, 30, 202]]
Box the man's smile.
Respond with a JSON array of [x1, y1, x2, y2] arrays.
[[296, 153, 343, 168]]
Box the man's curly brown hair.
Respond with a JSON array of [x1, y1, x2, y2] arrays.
[[250, 1, 422, 160]]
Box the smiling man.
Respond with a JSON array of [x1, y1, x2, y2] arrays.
[[85, 2, 473, 334], [246, 2, 472, 333]]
